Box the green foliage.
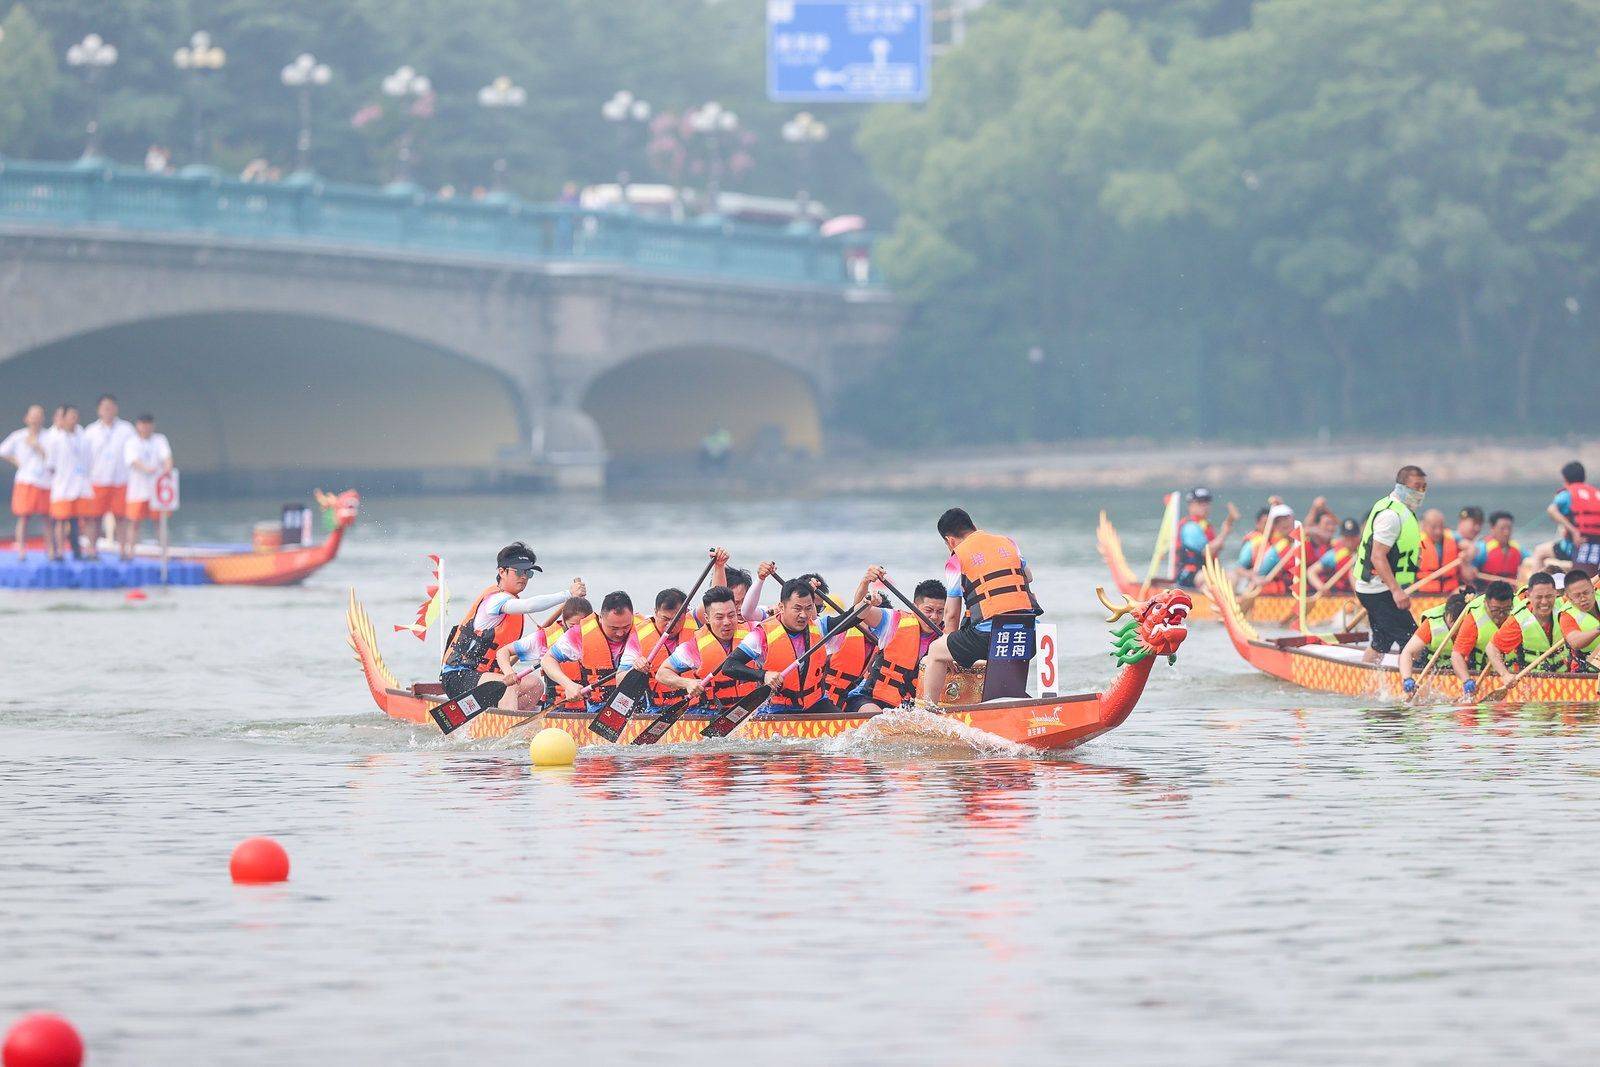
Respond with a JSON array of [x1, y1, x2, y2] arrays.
[[0, 5, 60, 153]]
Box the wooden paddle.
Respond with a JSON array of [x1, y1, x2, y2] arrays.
[[1278, 555, 1356, 626], [877, 576, 943, 633], [632, 651, 748, 746], [589, 550, 719, 742], [1405, 605, 1470, 704], [1481, 641, 1567, 703], [701, 600, 869, 739], [431, 668, 619, 735]]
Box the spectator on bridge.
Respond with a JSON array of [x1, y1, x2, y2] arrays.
[[122, 414, 173, 561]]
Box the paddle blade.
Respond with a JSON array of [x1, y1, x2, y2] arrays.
[[588, 669, 648, 742], [428, 680, 508, 735], [632, 694, 696, 747], [700, 686, 771, 739]]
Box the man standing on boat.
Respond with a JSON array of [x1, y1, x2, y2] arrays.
[[1354, 466, 1427, 663], [1, 404, 53, 561], [438, 542, 584, 702], [918, 508, 1042, 703], [1174, 488, 1236, 590]]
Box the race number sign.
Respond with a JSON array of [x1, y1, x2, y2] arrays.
[[152, 469, 180, 513], [1031, 623, 1059, 696]]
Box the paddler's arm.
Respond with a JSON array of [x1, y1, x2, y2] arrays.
[[1548, 503, 1580, 543], [498, 579, 584, 617], [1208, 504, 1239, 556], [539, 651, 584, 700], [710, 546, 730, 589], [1486, 618, 1520, 682], [855, 566, 887, 630], [1398, 632, 1427, 682], [494, 644, 524, 686], [1368, 539, 1407, 609], [656, 663, 704, 698], [1449, 616, 1478, 684], [720, 646, 766, 685], [1560, 617, 1600, 656]]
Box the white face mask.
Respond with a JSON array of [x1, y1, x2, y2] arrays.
[[1394, 483, 1426, 511]]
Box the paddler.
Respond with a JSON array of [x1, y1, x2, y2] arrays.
[[655, 586, 760, 709], [1231, 506, 1272, 587], [843, 571, 946, 714], [1354, 466, 1427, 662], [1473, 511, 1523, 581], [1412, 508, 1462, 594], [1, 403, 53, 561], [634, 587, 698, 710], [540, 590, 643, 712], [720, 578, 839, 713], [492, 596, 593, 711], [1449, 581, 1517, 698], [1486, 571, 1560, 682], [1534, 461, 1600, 573], [1556, 568, 1600, 672], [1246, 504, 1300, 594], [1398, 590, 1468, 695], [918, 508, 1043, 703], [1173, 487, 1236, 589], [438, 543, 585, 702], [1309, 518, 1361, 593]]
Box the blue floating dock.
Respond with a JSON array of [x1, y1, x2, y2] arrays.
[[0, 552, 210, 589]]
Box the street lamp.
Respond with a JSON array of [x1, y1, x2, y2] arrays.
[[65, 33, 118, 161], [687, 101, 738, 214], [381, 64, 432, 186], [173, 31, 226, 165], [601, 90, 651, 207], [280, 53, 332, 176], [478, 75, 527, 193], [781, 111, 828, 220]]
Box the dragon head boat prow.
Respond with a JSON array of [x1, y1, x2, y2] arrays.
[[1097, 586, 1192, 663], [316, 489, 362, 530]]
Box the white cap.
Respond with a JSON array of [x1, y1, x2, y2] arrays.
[[1268, 504, 1294, 521]]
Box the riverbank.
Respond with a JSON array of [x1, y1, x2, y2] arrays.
[[822, 436, 1599, 494]]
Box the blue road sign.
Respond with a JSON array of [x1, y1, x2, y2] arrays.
[[767, 1, 930, 103]]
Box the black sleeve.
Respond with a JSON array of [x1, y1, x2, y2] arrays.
[[721, 647, 765, 684]]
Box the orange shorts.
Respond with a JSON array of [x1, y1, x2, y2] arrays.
[[125, 499, 156, 522], [50, 495, 97, 520], [10, 482, 50, 517], [91, 484, 126, 518]]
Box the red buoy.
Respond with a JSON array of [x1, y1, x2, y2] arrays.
[[124, 589, 147, 601], [3, 1013, 83, 1067], [229, 837, 290, 884]]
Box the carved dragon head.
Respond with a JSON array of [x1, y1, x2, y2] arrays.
[[1097, 586, 1192, 664], [315, 489, 362, 529]]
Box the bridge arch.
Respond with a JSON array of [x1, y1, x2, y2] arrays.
[[0, 311, 529, 492], [579, 346, 822, 465]]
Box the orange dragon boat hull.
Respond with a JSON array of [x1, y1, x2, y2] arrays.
[[1202, 557, 1599, 704], [1097, 512, 1448, 627], [346, 590, 1185, 751]]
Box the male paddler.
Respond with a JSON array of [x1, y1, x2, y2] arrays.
[[1412, 509, 1462, 594], [492, 596, 594, 712], [1354, 466, 1427, 662], [721, 578, 840, 713], [1556, 568, 1600, 672], [656, 586, 759, 709], [1309, 519, 1360, 593], [1536, 461, 1600, 572], [1449, 581, 1517, 699], [541, 590, 642, 713], [918, 508, 1042, 703], [1398, 590, 1467, 695], [1173, 487, 1236, 589], [1486, 571, 1560, 682], [635, 587, 698, 709], [842, 570, 945, 714], [439, 543, 584, 702]]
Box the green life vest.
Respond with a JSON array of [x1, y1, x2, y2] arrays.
[[1418, 603, 1451, 655], [1507, 606, 1555, 669], [1557, 597, 1600, 666], [1357, 497, 1421, 587], [1464, 600, 1499, 670]]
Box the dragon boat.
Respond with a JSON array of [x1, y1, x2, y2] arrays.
[[346, 586, 1193, 750], [1202, 557, 1599, 703], [0, 490, 359, 589], [1096, 511, 1448, 627]]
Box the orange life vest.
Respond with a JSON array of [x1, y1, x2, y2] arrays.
[[760, 617, 826, 709], [688, 626, 756, 705], [1568, 482, 1600, 538], [821, 627, 874, 705], [1480, 538, 1522, 579], [1256, 532, 1301, 595], [574, 616, 629, 699], [442, 584, 525, 672], [1414, 534, 1461, 592], [861, 613, 931, 708], [1320, 545, 1355, 592], [952, 530, 1038, 624], [634, 614, 698, 705]]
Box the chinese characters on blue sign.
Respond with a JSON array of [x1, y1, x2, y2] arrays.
[[988, 622, 1035, 661], [767, 1, 931, 103]]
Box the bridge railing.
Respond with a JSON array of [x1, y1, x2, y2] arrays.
[[0, 160, 879, 287]]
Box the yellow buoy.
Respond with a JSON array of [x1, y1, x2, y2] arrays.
[[529, 727, 577, 767]]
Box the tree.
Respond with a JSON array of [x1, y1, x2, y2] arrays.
[[0, 5, 60, 155]]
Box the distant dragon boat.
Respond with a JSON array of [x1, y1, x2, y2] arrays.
[[1201, 557, 1598, 703], [346, 585, 1193, 751], [1096, 511, 1448, 627]]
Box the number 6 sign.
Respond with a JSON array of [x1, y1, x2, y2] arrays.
[[153, 469, 180, 513], [1032, 623, 1058, 696]]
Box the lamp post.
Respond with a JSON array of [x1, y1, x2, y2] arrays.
[[687, 101, 737, 215], [173, 31, 226, 165], [781, 111, 828, 222], [477, 75, 527, 194], [280, 53, 332, 177], [381, 64, 432, 187], [66, 33, 118, 161], [600, 90, 651, 208]]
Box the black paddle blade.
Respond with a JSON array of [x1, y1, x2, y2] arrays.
[[631, 694, 697, 747], [588, 669, 648, 742], [700, 686, 771, 739], [428, 680, 508, 735]]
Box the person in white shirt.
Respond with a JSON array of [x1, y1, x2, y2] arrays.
[[83, 393, 135, 547], [46, 405, 97, 561], [0, 403, 54, 560], [121, 414, 173, 560]]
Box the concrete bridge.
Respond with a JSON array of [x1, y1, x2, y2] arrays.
[[0, 161, 900, 491]]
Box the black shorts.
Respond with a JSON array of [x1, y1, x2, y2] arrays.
[[1358, 590, 1416, 654], [441, 669, 484, 701], [946, 624, 991, 669]]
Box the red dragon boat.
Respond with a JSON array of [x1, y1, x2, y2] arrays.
[[1097, 510, 1447, 627], [1202, 557, 1598, 704], [346, 585, 1193, 750]]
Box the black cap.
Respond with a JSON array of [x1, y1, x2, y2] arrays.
[[496, 542, 542, 574], [1188, 487, 1213, 503], [1340, 518, 1360, 537]]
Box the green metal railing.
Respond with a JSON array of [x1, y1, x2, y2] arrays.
[[0, 160, 879, 287]]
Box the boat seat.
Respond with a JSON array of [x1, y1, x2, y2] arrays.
[[411, 682, 447, 699]]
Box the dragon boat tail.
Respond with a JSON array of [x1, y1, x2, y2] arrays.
[[346, 586, 1194, 750]]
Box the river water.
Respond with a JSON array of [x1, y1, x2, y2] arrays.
[[3, 485, 1596, 1065]]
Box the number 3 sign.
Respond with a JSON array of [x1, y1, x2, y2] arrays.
[[1032, 623, 1058, 696]]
